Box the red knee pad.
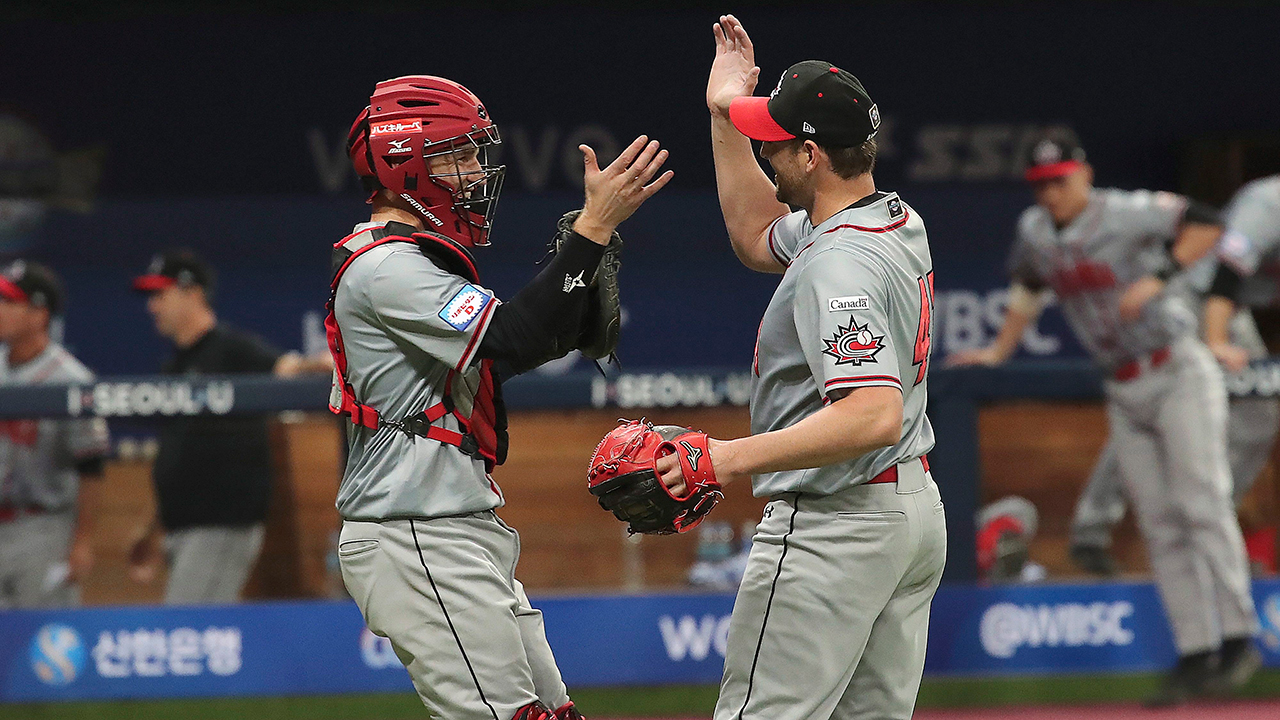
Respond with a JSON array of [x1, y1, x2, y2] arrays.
[[512, 702, 554, 720], [554, 701, 585, 720]]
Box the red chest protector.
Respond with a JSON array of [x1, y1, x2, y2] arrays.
[[324, 222, 509, 472]]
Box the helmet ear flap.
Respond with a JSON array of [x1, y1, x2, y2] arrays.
[[346, 107, 375, 177]]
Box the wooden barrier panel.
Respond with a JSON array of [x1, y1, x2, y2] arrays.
[[79, 402, 1272, 604], [979, 401, 1278, 579]]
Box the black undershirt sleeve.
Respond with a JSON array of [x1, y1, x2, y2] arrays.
[[1182, 200, 1221, 227], [477, 231, 605, 373], [1209, 262, 1244, 301]]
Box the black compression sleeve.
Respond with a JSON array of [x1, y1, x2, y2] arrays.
[[477, 231, 605, 372], [1209, 262, 1244, 301], [1183, 200, 1222, 227]]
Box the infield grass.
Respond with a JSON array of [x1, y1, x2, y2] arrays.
[[2, 671, 1279, 719]]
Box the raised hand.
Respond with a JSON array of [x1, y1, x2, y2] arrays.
[[574, 135, 674, 244], [708, 14, 761, 119]]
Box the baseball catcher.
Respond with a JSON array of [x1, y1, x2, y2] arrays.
[[331, 75, 672, 720], [587, 420, 723, 534]]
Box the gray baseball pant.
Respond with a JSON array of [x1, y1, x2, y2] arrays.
[[163, 524, 265, 605], [339, 513, 570, 720], [1072, 397, 1280, 549], [0, 512, 77, 609], [713, 464, 946, 720], [1105, 337, 1257, 655]]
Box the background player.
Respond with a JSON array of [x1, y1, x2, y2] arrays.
[[127, 250, 330, 604], [949, 138, 1260, 705], [1203, 175, 1280, 369], [0, 260, 110, 609], [666, 16, 947, 720], [952, 177, 1280, 575], [332, 76, 671, 720]]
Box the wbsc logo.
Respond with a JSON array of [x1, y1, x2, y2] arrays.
[[29, 624, 86, 686], [658, 615, 732, 662], [1260, 593, 1280, 656], [979, 601, 1134, 659]]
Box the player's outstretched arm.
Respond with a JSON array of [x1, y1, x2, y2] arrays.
[[1203, 294, 1249, 372], [945, 284, 1045, 367], [1119, 214, 1222, 321], [477, 136, 672, 372], [707, 14, 789, 273]]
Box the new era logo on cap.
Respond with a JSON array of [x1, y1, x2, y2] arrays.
[[802, 122, 816, 134]]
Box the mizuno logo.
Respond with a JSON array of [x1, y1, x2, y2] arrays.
[[679, 440, 702, 472], [563, 271, 586, 293], [387, 138, 414, 154]]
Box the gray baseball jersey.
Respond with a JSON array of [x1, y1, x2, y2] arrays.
[[751, 192, 934, 497], [1007, 189, 1256, 656], [1008, 188, 1195, 369], [1215, 175, 1280, 307], [333, 222, 502, 522], [0, 343, 110, 512]]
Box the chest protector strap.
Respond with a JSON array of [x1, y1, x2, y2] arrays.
[[324, 222, 508, 471]]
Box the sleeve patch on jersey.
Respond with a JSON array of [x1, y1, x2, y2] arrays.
[[438, 284, 493, 331], [828, 295, 870, 313], [821, 315, 884, 366], [887, 196, 903, 218]]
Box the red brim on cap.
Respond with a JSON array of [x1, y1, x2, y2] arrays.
[[132, 275, 177, 293], [1025, 159, 1083, 182], [0, 276, 27, 303], [729, 96, 796, 142]]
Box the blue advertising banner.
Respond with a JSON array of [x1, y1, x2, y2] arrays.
[[4, 580, 1280, 702]]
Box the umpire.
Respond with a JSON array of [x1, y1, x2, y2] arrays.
[[127, 250, 325, 604]]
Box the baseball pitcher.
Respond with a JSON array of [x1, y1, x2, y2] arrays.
[[588, 17, 947, 720]]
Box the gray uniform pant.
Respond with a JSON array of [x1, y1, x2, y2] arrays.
[[1072, 397, 1280, 548], [714, 468, 947, 720], [0, 512, 77, 609], [1104, 337, 1257, 654], [339, 513, 570, 720], [1075, 307, 1280, 548], [163, 524, 264, 605]]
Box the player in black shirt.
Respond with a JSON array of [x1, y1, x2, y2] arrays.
[[127, 250, 328, 604]]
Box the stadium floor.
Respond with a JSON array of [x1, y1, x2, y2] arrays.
[[3, 672, 1279, 719]]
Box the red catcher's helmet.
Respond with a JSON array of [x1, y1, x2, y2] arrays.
[[347, 76, 505, 247]]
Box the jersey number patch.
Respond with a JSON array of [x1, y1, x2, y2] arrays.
[[912, 272, 934, 386]]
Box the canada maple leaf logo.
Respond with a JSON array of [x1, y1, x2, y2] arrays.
[[822, 316, 884, 366]]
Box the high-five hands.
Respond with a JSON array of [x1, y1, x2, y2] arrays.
[[574, 135, 674, 244], [708, 14, 761, 119]]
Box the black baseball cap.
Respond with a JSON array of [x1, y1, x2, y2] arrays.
[[132, 250, 214, 294], [1024, 136, 1087, 182], [0, 260, 64, 315], [730, 60, 880, 148]]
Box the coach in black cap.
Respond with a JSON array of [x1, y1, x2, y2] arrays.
[[127, 249, 328, 605]]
